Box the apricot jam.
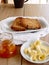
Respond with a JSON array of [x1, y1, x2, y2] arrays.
[[0, 40, 17, 58]]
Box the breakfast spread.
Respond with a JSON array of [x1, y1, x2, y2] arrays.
[[11, 17, 41, 31], [0, 16, 49, 64], [24, 40, 49, 61]]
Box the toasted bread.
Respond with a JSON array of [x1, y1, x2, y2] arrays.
[[11, 17, 26, 31], [11, 17, 41, 31], [21, 18, 41, 29], [11, 24, 26, 31], [31, 19, 41, 29]]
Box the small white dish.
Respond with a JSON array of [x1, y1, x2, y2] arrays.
[[0, 16, 49, 33], [20, 40, 49, 64]]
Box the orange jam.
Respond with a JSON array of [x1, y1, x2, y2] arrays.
[[0, 40, 17, 58]]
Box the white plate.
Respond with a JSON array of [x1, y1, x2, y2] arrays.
[[20, 40, 49, 64], [0, 16, 49, 33]]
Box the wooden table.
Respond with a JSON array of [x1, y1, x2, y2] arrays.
[[0, 4, 49, 65]]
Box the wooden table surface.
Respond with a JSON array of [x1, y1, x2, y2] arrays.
[[0, 4, 49, 65]]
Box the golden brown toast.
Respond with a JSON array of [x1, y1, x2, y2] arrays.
[[21, 18, 41, 29], [11, 17, 41, 31], [11, 24, 26, 31], [11, 17, 26, 31], [31, 19, 41, 29]]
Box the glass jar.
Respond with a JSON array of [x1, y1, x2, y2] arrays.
[[0, 32, 17, 58]]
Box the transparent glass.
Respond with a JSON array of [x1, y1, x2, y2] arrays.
[[0, 32, 17, 58]]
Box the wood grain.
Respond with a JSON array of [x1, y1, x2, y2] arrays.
[[23, 4, 49, 65], [8, 46, 21, 65], [0, 58, 8, 65], [24, 4, 49, 22], [0, 4, 49, 65], [0, 4, 24, 21], [0, 4, 23, 65]]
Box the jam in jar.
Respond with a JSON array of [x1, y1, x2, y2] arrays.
[[0, 33, 17, 58]]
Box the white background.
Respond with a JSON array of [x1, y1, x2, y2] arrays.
[[0, 0, 49, 4]]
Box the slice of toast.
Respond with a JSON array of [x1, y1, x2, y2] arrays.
[[21, 18, 41, 29], [11, 24, 26, 31], [31, 19, 41, 29], [11, 17, 41, 31], [11, 17, 26, 31]]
